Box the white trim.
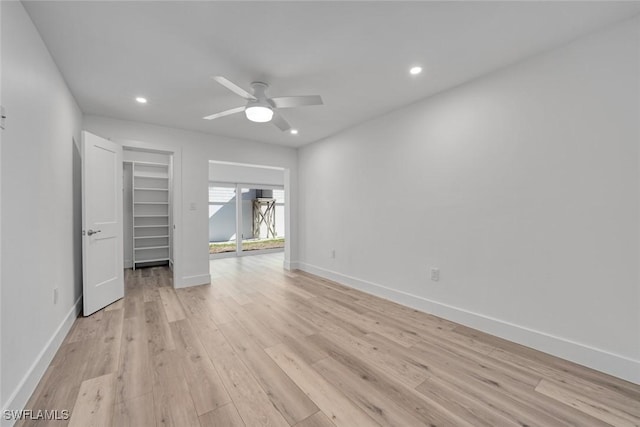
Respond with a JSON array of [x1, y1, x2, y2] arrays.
[[209, 180, 284, 190], [177, 273, 210, 289], [297, 262, 640, 385], [1, 297, 82, 427], [208, 159, 285, 171]]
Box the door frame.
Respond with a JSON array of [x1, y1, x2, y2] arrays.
[[116, 139, 182, 288]]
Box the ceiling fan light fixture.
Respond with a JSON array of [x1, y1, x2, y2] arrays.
[[245, 105, 273, 123]]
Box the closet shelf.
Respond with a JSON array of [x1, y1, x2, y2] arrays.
[[134, 257, 170, 264], [134, 187, 169, 191], [134, 175, 169, 179], [134, 202, 169, 205], [134, 225, 169, 228], [134, 214, 169, 218], [134, 235, 169, 239], [134, 245, 169, 251]]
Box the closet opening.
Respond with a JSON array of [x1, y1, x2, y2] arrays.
[[123, 148, 174, 271]]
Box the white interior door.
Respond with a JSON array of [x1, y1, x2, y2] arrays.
[[82, 131, 124, 316]]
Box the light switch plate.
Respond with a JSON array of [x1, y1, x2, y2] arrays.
[[0, 106, 6, 130]]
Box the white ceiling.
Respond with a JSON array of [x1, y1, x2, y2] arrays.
[[23, 1, 640, 148]]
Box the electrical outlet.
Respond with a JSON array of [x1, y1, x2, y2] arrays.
[[430, 268, 440, 282], [53, 288, 59, 304]]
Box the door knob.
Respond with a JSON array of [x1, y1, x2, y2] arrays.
[[87, 229, 101, 236]]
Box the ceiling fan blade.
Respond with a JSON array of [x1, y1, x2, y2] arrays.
[[271, 112, 291, 132], [203, 106, 245, 120], [270, 95, 323, 109], [212, 76, 256, 100]]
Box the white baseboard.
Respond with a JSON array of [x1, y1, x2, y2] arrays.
[[124, 258, 132, 269], [177, 273, 210, 289], [1, 297, 82, 427], [297, 262, 640, 385]]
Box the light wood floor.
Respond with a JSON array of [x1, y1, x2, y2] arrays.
[[19, 253, 640, 427]]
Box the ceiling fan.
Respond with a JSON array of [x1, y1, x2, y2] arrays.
[[203, 76, 323, 132]]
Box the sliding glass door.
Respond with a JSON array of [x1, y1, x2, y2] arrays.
[[209, 183, 285, 258]]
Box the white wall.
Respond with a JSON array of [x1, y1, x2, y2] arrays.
[[83, 115, 299, 283], [1, 1, 83, 421], [298, 17, 640, 383]]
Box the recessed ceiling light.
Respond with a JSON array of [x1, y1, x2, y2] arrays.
[[409, 66, 422, 75], [135, 97, 147, 104], [290, 129, 299, 135]]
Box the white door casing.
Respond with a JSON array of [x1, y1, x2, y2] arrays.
[[81, 131, 124, 316]]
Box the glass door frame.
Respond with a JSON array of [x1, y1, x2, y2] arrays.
[[209, 181, 285, 259]]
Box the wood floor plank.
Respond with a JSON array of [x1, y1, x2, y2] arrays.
[[113, 393, 155, 427], [198, 403, 245, 427], [66, 311, 104, 343], [219, 321, 319, 424], [307, 333, 473, 426], [175, 286, 210, 318], [123, 287, 143, 319], [150, 349, 201, 427], [105, 299, 124, 312], [265, 343, 379, 427], [317, 331, 429, 388], [152, 380, 201, 427], [84, 309, 124, 380], [142, 275, 161, 302], [313, 296, 420, 347], [416, 375, 531, 427], [201, 328, 290, 427], [247, 296, 318, 338], [221, 296, 282, 348], [68, 373, 115, 427], [294, 411, 336, 427], [312, 356, 429, 426], [144, 300, 176, 355], [535, 379, 640, 427], [115, 315, 152, 403], [170, 318, 231, 415], [158, 285, 187, 322]]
